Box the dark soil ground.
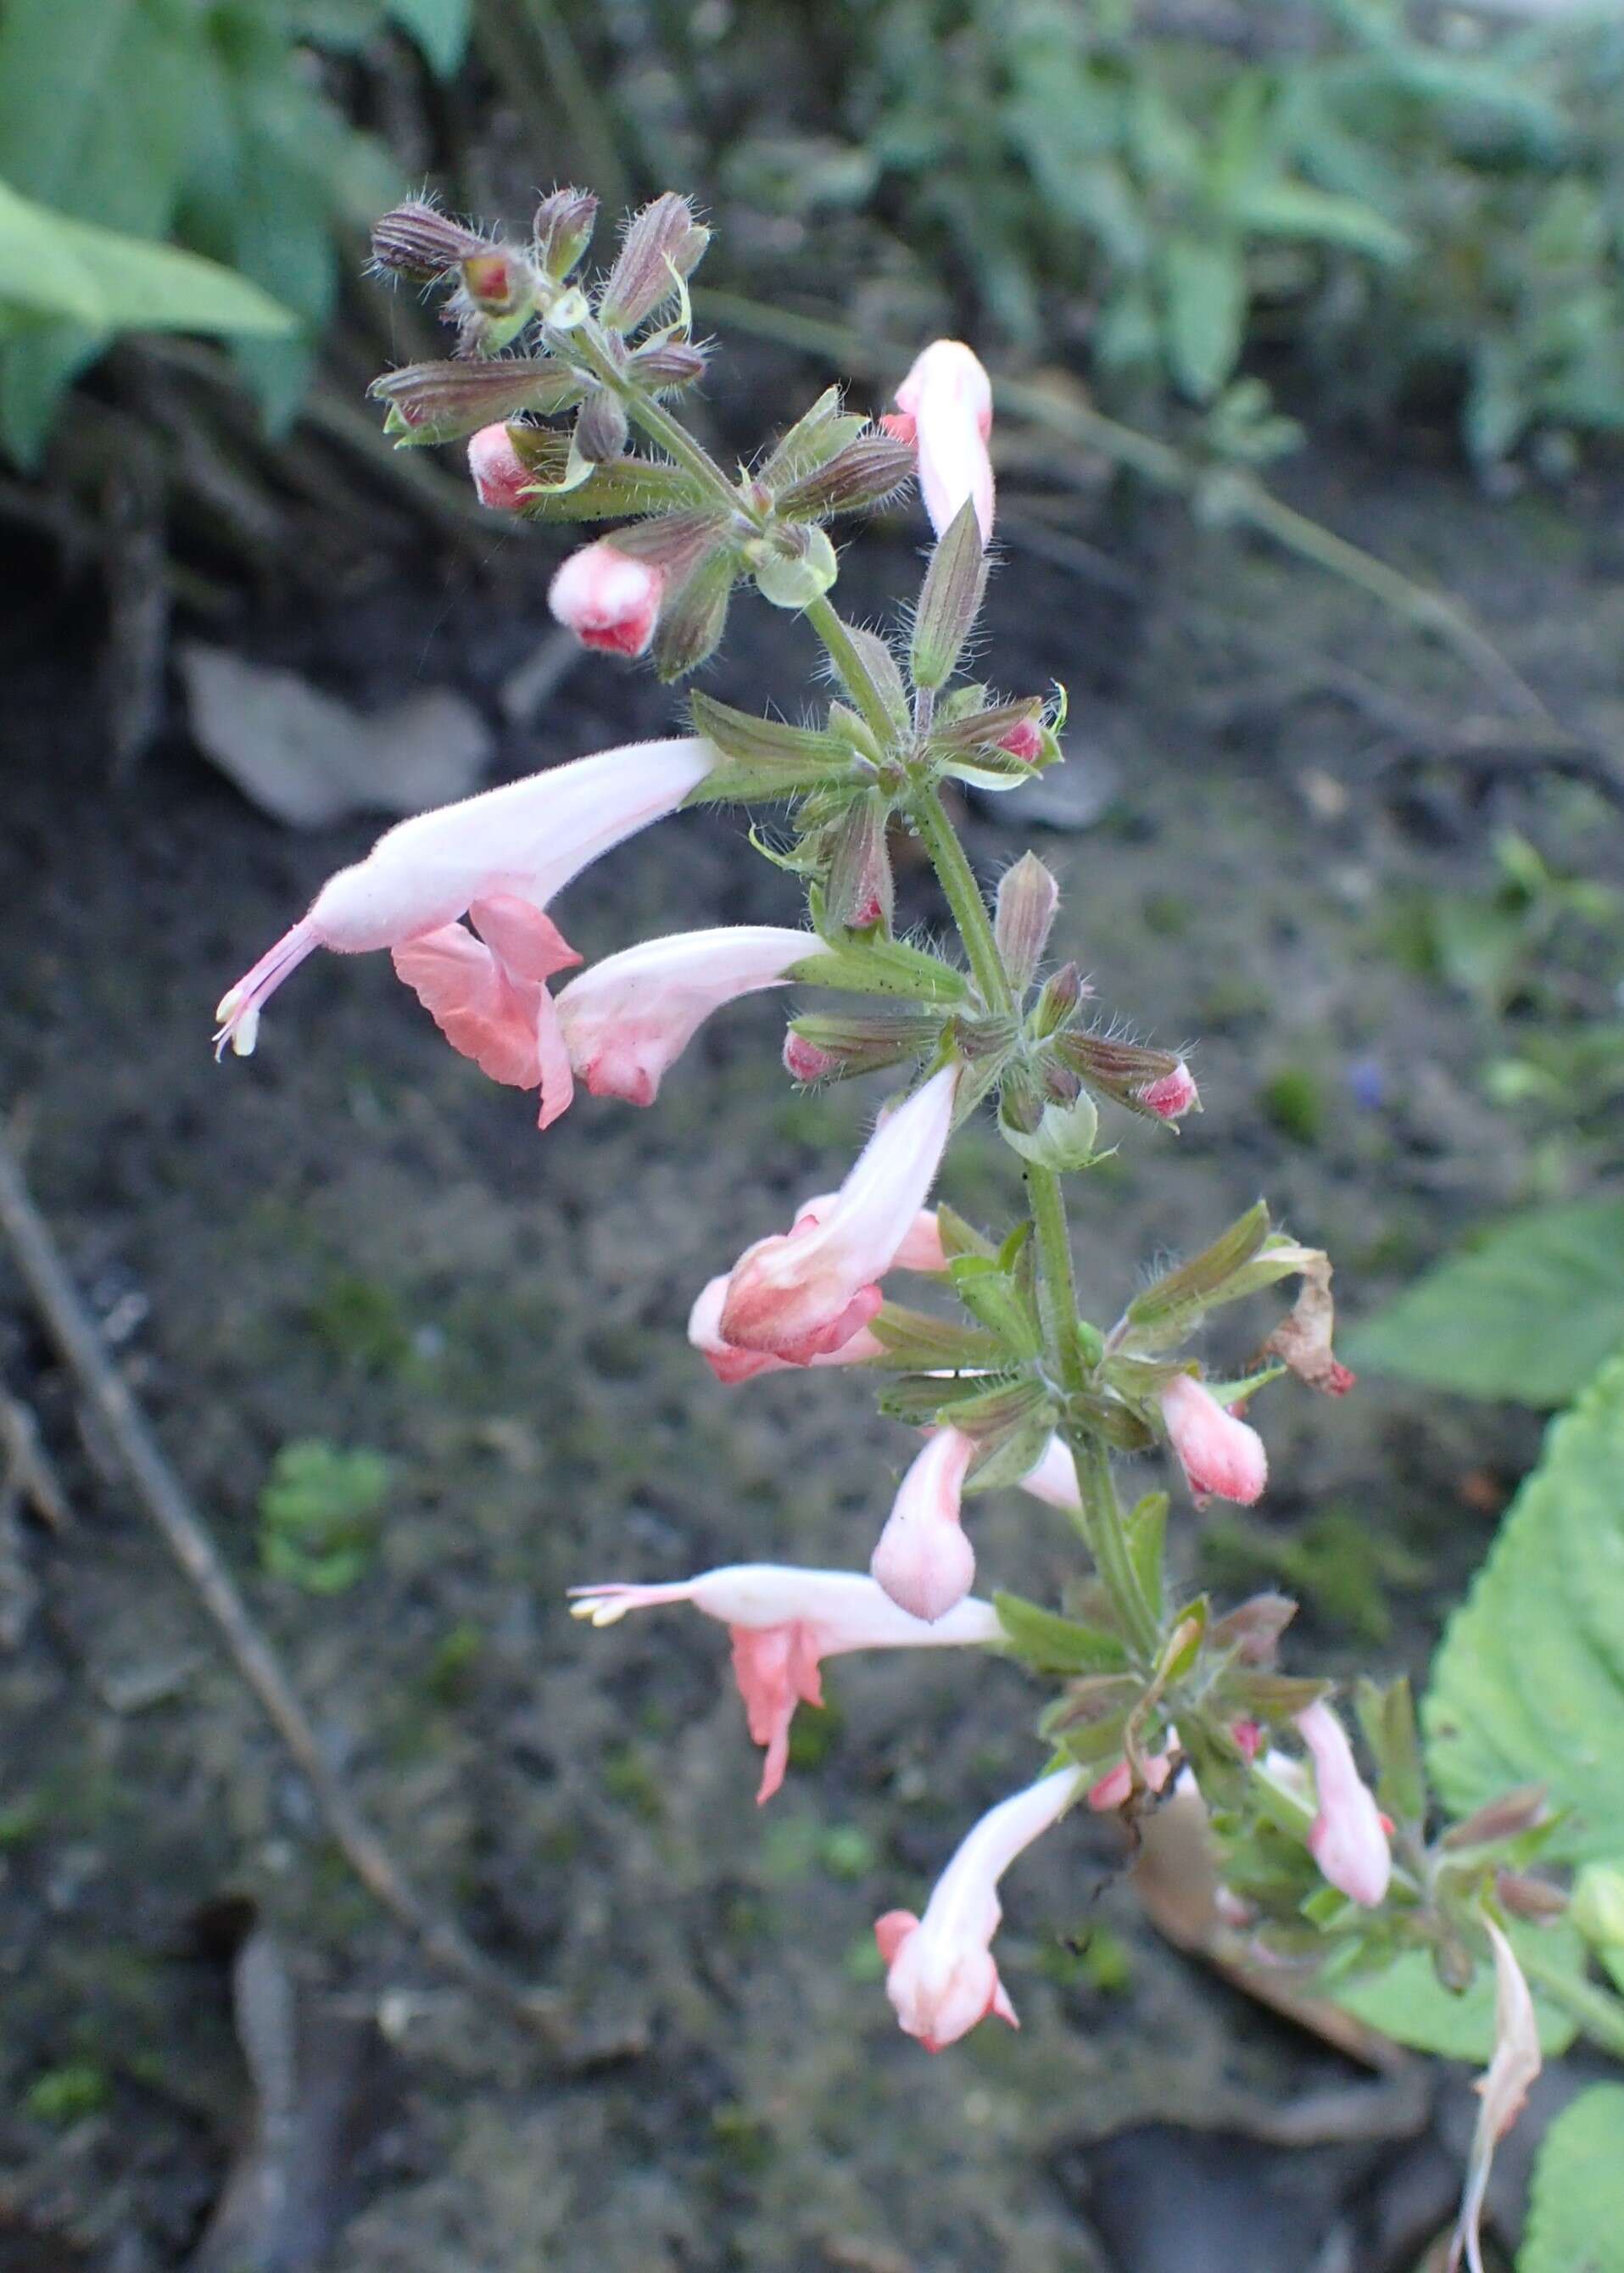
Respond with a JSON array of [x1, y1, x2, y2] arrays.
[[3, 405, 1622, 2271]]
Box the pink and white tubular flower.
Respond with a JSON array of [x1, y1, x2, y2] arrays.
[[870, 1427, 978, 1623], [468, 422, 531, 513], [1451, 1920, 1541, 2273], [717, 1064, 959, 1364], [548, 538, 663, 658], [688, 1201, 947, 1383], [1296, 1701, 1392, 1908], [1160, 1373, 1269, 1506], [553, 925, 812, 1108], [1018, 1433, 1081, 1513], [568, 1566, 1002, 1805], [892, 339, 996, 544], [213, 734, 715, 1093], [876, 1766, 1085, 2052]]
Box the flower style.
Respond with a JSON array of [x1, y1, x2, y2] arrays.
[[1451, 1919, 1541, 2273], [891, 339, 996, 544], [1160, 1373, 1269, 1506], [213, 735, 715, 1083], [870, 1427, 978, 1622], [467, 422, 532, 513], [552, 925, 811, 1108], [549, 538, 663, 656], [714, 1064, 959, 1364], [1296, 1701, 1392, 1907], [569, 1565, 1002, 1804], [876, 1766, 1085, 2050]]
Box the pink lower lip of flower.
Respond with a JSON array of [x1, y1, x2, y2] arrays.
[[686, 1272, 886, 1383], [1297, 1701, 1392, 1908], [1160, 1373, 1268, 1505], [870, 1427, 978, 1623], [554, 925, 810, 1109], [391, 894, 582, 1127], [467, 422, 533, 513], [717, 1064, 958, 1360], [548, 539, 663, 657], [212, 736, 716, 1058], [568, 1566, 1002, 1803], [877, 1766, 1085, 2050], [1139, 1061, 1198, 1120]]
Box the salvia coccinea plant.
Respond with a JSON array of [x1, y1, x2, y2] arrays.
[[213, 186, 1616, 2271]]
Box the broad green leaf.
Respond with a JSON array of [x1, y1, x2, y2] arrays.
[[1231, 182, 1412, 264], [385, 0, 472, 77], [1425, 1354, 1624, 1863], [1348, 1202, 1624, 1408], [1161, 232, 1247, 404], [994, 1591, 1128, 1677], [1519, 2084, 1624, 2273], [1331, 1923, 1582, 2060]]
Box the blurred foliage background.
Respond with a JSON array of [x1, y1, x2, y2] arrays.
[[4, 1, 1624, 557]]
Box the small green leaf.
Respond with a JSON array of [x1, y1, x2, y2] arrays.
[[868, 1304, 1002, 1371], [994, 1591, 1129, 1676], [1161, 232, 1247, 404], [1125, 1492, 1168, 1621], [1355, 1676, 1427, 1828], [1348, 1202, 1624, 1408], [1122, 1202, 1271, 1348], [789, 937, 968, 1004], [1519, 2084, 1624, 2273]]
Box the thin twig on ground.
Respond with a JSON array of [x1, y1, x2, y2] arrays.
[[0, 1125, 551, 2030]]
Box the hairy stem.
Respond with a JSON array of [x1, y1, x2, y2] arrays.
[[1069, 1427, 1160, 1656], [568, 321, 750, 519], [1027, 1164, 1083, 1392], [908, 785, 1011, 1014]]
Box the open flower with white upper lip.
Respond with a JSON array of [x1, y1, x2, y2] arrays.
[[712, 1064, 959, 1366], [687, 1203, 947, 1384], [889, 339, 995, 543], [876, 1766, 1085, 2051], [570, 1565, 1001, 1804], [214, 738, 720, 1125]]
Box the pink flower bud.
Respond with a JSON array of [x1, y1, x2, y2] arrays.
[[877, 1768, 1084, 2050], [1296, 1702, 1392, 1908], [870, 1429, 977, 1623], [468, 424, 533, 513], [569, 1565, 1001, 1804], [548, 539, 663, 658], [894, 339, 995, 542], [1139, 1061, 1199, 1120], [996, 717, 1043, 763], [1160, 1374, 1268, 1506], [214, 737, 716, 1083], [783, 1031, 841, 1084], [717, 1067, 958, 1363], [1086, 1741, 1175, 1812]]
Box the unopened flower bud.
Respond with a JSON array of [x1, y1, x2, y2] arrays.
[[784, 1032, 840, 1085], [575, 388, 630, 463], [467, 423, 531, 513], [782, 1008, 939, 1085], [371, 198, 488, 281], [1496, 1871, 1568, 1922], [871, 1429, 977, 1622], [998, 717, 1044, 763], [599, 193, 709, 332], [1031, 963, 1086, 1039], [461, 246, 527, 316], [628, 339, 709, 391], [773, 433, 918, 522], [1209, 1590, 1297, 1663], [1141, 1062, 1199, 1120], [993, 852, 1059, 994], [1442, 1784, 1549, 1850], [1161, 1374, 1267, 1505], [533, 187, 598, 280], [549, 540, 663, 657]]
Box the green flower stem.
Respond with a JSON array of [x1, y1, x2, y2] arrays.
[[804, 592, 901, 753], [907, 785, 1011, 1014], [566, 320, 752, 522], [1069, 1426, 1160, 1658], [1518, 1940, 1624, 2064], [1027, 1163, 1084, 1394]]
